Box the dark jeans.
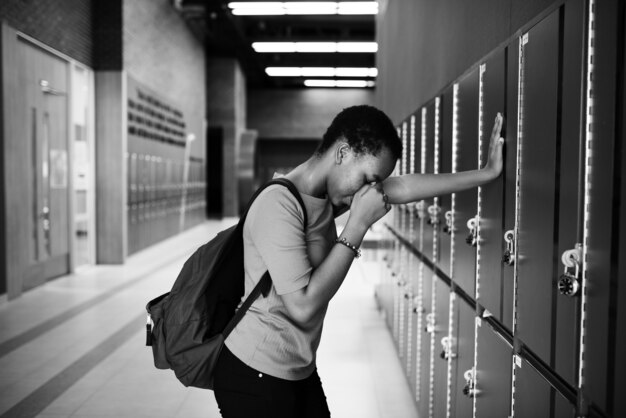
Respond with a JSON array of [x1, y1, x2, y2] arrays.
[[213, 346, 331, 418]]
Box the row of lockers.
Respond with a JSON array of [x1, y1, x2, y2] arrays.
[[126, 153, 205, 204], [125, 152, 207, 255], [375, 1, 622, 417]]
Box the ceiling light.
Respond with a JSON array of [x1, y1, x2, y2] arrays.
[[252, 42, 378, 53], [304, 79, 376, 88], [265, 67, 378, 77], [228, 2, 378, 16]]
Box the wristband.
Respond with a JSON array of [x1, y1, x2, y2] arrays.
[[335, 237, 361, 258]]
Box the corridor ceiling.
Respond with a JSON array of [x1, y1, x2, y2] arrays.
[[175, 0, 377, 88]]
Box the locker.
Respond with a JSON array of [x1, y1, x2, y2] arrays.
[[501, 40, 519, 333], [421, 102, 436, 261], [581, 0, 620, 413], [515, 9, 574, 370], [553, 0, 585, 390], [400, 119, 418, 375], [416, 263, 434, 418], [431, 274, 450, 418], [473, 318, 512, 417], [452, 68, 479, 299], [450, 297, 476, 418], [475, 49, 508, 324], [438, 87, 454, 279], [513, 356, 575, 418]]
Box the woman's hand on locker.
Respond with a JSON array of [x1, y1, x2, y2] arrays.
[[483, 112, 505, 179]]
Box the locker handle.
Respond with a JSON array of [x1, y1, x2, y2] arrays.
[[424, 312, 436, 333], [502, 230, 515, 266], [427, 204, 441, 226], [443, 211, 453, 235], [465, 216, 478, 247], [440, 336, 457, 360], [558, 245, 582, 297], [462, 368, 477, 398], [415, 200, 426, 219]]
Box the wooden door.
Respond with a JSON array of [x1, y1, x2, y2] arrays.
[[18, 38, 70, 291]]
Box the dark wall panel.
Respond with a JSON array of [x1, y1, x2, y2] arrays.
[[247, 88, 374, 140], [376, 0, 562, 124]]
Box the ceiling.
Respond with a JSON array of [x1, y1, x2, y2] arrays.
[[175, 0, 376, 89]]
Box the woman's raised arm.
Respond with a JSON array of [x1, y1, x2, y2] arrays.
[[382, 113, 505, 204]]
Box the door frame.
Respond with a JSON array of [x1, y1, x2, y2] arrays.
[[1, 23, 96, 300]]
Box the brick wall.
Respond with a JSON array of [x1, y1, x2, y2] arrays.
[[247, 88, 375, 140], [0, 0, 93, 66], [124, 0, 205, 160]]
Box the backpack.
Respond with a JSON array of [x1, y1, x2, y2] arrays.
[[145, 178, 307, 389]]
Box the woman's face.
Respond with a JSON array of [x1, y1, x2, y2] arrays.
[[326, 144, 397, 209]]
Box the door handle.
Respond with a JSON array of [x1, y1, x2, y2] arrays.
[[39, 80, 66, 96]]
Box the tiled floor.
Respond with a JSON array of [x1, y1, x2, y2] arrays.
[[0, 221, 418, 418]]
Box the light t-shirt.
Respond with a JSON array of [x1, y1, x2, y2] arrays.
[[224, 182, 337, 380]]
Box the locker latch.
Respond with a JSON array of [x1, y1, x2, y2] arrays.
[[440, 336, 457, 360], [502, 230, 516, 266], [462, 368, 477, 398], [465, 216, 478, 247], [443, 210, 453, 235], [412, 296, 424, 314], [415, 200, 427, 219], [424, 312, 436, 333], [558, 244, 582, 297], [427, 204, 442, 226]]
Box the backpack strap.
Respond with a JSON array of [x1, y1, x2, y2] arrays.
[[222, 177, 308, 339]]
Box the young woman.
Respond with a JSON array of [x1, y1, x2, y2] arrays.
[[213, 105, 504, 418]]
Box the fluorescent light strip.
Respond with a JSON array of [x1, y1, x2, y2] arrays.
[[304, 79, 375, 88], [228, 2, 378, 16], [252, 42, 378, 53], [266, 67, 377, 77]]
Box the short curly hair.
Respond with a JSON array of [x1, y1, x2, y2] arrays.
[[315, 105, 402, 160]]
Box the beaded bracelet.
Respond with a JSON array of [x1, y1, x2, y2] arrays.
[[335, 237, 362, 258]]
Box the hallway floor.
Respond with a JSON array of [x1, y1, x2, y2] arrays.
[[0, 221, 418, 418]]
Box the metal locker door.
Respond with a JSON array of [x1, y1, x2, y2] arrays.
[[502, 42, 519, 332], [452, 69, 479, 299], [439, 87, 454, 279], [395, 121, 410, 363], [421, 102, 437, 262], [473, 318, 512, 417], [450, 297, 476, 418], [475, 49, 507, 324], [580, 0, 620, 413], [553, 0, 586, 391], [514, 10, 560, 367], [402, 117, 419, 384], [512, 356, 550, 417], [416, 264, 434, 417], [431, 276, 450, 418], [407, 252, 420, 397], [512, 356, 575, 417]]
